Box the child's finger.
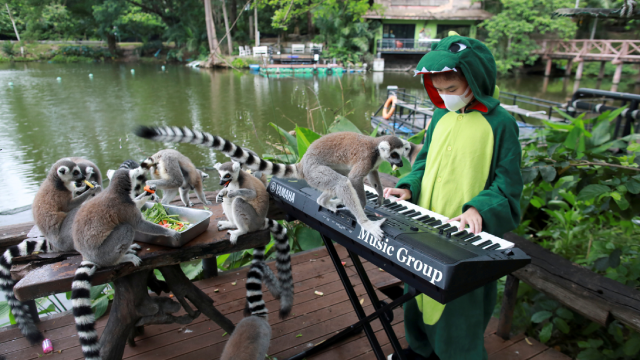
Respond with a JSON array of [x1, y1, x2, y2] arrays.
[[472, 218, 481, 234], [457, 217, 467, 231], [468, 218, 475, 234]]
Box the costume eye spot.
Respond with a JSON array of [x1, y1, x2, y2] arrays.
[[449, 43, 468, 53]]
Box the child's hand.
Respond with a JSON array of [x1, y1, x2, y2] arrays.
[[448, 207, 483, 234], [382, 187, 411, 201]]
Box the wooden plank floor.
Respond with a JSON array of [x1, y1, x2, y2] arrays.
[[0, 245, 570, 360]]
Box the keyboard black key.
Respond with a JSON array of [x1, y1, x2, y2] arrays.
[[454, 231, 469, 238], [465, 236, 482, 243], [383, 199, 391, 205], [403, 210, 418, 217], [485, 243, 501, 251], [388, 204, 403, 210], [429, 220, 442, 227], [445, 227, 458, 235], [461, 234, 476, 241], [473, 240, 492, 248], [414, 215, 431, 221], [396, 206, 409, 212]]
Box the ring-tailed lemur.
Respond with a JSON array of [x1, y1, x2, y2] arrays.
[[621, 0, 637, 17], [70, 168, 181, 360], [68, 157, 102, 198], [0, 159, 101, 344], [107, 159, 161, 208], [139, 149, 211, 207], [135, 126, 417, 241], [220, 247, 272, 360], [215, 161, 293, 317]]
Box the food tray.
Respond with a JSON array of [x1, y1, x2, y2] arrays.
[[135, 202, 213, 248]]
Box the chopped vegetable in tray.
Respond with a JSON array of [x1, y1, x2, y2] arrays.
[[142, 203, 191, 232]]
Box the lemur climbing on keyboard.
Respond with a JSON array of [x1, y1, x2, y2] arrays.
[[134, 126, 420, 241]]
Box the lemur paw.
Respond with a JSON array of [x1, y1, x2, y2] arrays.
[[216, 189, 228, 203], [121, 254, 142, 267], [186, 201, 195, 207], [361, 218, 386, 241], [227, 230, 241, 244], [203, 200, 212, 205], [217, 221, 235, 231], [130, 243, 142, 251]]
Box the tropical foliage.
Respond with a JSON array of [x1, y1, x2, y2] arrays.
[[479, 0, 577, 75], [510, 108, 640, 359]]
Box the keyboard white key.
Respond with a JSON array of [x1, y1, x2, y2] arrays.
[[364, 185, 514, 250]]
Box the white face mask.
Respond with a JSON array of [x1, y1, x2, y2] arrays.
[[440, 87, 474, 112]]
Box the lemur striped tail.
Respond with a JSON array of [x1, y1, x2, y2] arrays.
[[263, 219, 293, 318], [134, 126, 302, 179], [244, 247, 269, 318], [72, 261, 101, 360], [0, 238, 49, 344]]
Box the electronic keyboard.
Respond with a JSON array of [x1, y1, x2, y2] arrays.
[[268, 177, 530, 303]]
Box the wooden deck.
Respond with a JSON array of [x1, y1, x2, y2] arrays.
[[1, 245, 570, 360]]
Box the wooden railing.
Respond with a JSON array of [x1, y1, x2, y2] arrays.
[[535, 39, 640, 63]]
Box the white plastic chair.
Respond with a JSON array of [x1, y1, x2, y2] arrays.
[[239, 48, 246, 57], [244, 45, 251, 56]]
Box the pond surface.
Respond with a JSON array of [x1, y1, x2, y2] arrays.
[[0, 62, 637, 224]]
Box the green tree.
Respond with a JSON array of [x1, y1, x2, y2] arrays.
[[479, 0, 577, 75]]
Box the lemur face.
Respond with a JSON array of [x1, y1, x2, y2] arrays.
[[378, 141, 404, 168], [214, 162, 240, 186], [57, 163, 84, 183], [73, 166, 97, 197], [128, 166, 148, 198]]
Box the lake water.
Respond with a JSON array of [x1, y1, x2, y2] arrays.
[[0, 62, 637, 224]]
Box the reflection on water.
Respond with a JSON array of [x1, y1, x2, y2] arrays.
[[0, 63, 637, 214]]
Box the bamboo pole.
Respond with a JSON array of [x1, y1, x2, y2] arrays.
[[254, 1, 259, 47]]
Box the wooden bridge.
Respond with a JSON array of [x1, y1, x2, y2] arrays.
[[534, 39, 640, 85]]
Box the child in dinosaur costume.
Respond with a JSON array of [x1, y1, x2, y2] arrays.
[[383, 34, 523, 359]]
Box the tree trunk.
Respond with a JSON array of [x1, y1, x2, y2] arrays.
[[249, 15, 254, 40], [221, 0, 233, 55], [307, 10, 314, 37], [204, 0, 221, 66], [229, 0, 237, 35], [5, 3, 23, 56], [107, 33, 117, 56], [254, 3, 259, 47]]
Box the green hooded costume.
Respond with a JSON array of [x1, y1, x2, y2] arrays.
[[394, 35, 523, 359]]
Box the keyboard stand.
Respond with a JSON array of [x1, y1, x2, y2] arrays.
[[285, 234, 419, 360]]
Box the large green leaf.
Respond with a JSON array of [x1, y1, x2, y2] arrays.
[[268, 122, 298, 156], [370, 123, 380, 137], [295, 126, 322, 160], [553, 317, 570, 334], [576, 184, 610, 202], [327, 116, 363, 134], [0, 301, 10, 321], [577, 348, 602, 360], [296, 226, 324, 251], [623, 331, 640, 356], [539, 322, 553, 343], [521, 167, 539, 184], [539, 166, 556, 182], [556, 307, 573, 320], [589, 119, 611, 147], [531, 310, 553, 323], [543, 119, 573, 131], [90, 284, 108, 300], [181, 260, 203, 280], [407, 129, 426, 144], [91, 295, 110, 320], [626, 179, 640, 194]]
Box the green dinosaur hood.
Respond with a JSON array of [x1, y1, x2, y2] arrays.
[[415, 35, 499, 113]]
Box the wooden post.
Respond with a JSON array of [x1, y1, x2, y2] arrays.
[[221, 0, 233, 55], [612, 62, 623, 85], [497, 274, 520, 340], [598, 61, 607, 79], [575, 60, 584, 80], [201, 257, 218, 278], [544, 58, 552, 77], [565, 59, 573, 77]]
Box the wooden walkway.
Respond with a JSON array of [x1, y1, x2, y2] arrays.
[[0, 245, 570, 360]]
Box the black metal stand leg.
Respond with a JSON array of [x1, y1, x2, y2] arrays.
[[349, 250, 406, 360], [322, 235, 385, 359]]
